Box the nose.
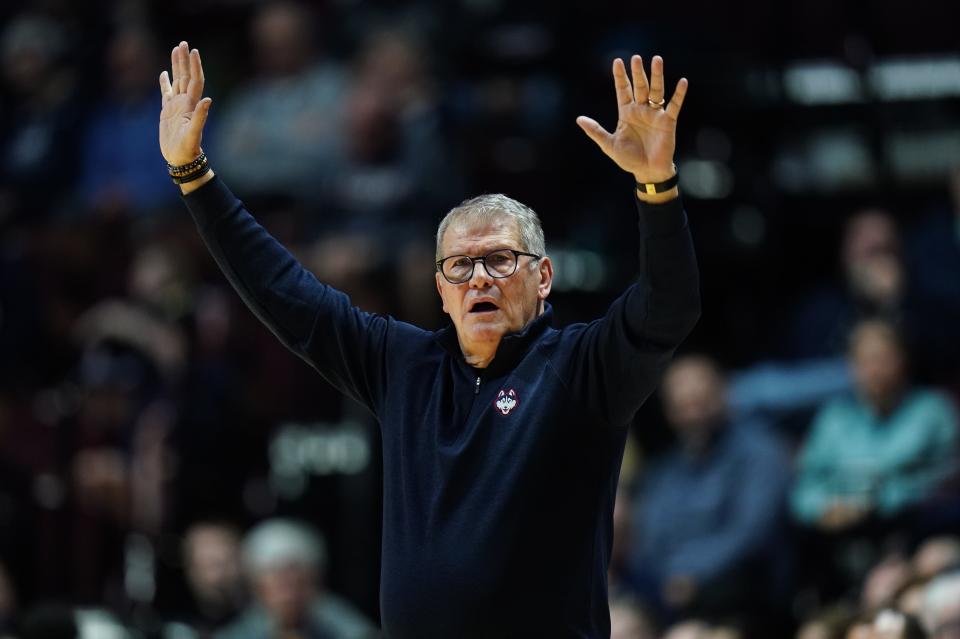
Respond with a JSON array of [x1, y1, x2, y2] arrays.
[[468, 259, 493, 288]]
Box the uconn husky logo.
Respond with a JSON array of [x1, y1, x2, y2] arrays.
[[494, 389, 519, 416]]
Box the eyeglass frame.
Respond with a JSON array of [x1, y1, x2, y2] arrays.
[[435, 248, 542, 284]]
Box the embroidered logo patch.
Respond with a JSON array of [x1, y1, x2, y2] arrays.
[[495, 389, 519, 415]]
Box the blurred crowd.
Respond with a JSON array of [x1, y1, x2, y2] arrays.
[[0, 0, 959, 638]]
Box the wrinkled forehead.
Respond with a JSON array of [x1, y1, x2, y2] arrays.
[[441, 212, 523, 255]]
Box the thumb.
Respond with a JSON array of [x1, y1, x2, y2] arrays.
[[189, 97, 213, 140], [575, 116, 613, 155]]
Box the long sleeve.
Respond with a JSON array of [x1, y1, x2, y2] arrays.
[[664, 437, 789, 581], [874, 391, 958, 515], [790, 391, 959, 523], [635, 430, 789, 584], [790, 402, 846, 525], [568, 195, 701, 426], [182, 176, 390, 413]]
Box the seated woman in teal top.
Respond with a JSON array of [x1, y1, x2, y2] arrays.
[[791, 318, 958, 531]]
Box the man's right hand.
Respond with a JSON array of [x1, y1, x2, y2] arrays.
[[159, 41, 214, 191]]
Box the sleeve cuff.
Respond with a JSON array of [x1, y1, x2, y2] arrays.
[[180, 175, 241, 230], [635, 193, 688, 237]]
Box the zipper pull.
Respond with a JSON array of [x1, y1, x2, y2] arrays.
[[475, 375, 481, 395]]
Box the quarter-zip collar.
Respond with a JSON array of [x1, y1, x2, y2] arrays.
[[435, 303, 555, 377]]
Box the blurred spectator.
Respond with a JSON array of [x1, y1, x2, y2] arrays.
[[861, 609, 927, 639], [311, 28, 458, 236], [922, 571, 960, 639], [845, 619, 874, 639], [608, 595, 657, 639], [0, 12, 82, 224], [729, 209, 913, 437], [662, 620, 713, 639], [784, 209, 905, 360], [214, 519, 375, 639], [860, 554, 912, 615], [73, 608, 131, 638], [167, 522, 246, 637], [913, 537, 960, 581], [78, 24, 178, 217], [661, 619, 742, 639], [125, 239, 196, 324], [306, 27, 458, 327], [628, 356, 791, 626], [213, 2, 345, 199], [791, 319, 958, 530], [775, 205, 957, 388], [895, 577, 929, 620], [36, 324, 180, 604], [725, 209, 914, 434], [796, 605, 857, 639]]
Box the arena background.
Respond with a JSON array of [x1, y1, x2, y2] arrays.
[[0, 0, 958, 637]]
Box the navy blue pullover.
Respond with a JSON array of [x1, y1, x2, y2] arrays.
[[183, 177, 700, 638]]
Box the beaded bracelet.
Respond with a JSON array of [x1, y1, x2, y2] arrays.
[[168, 152, 206, 175], [168, 152, 210, 184]]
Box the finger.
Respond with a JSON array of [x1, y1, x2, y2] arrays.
[[176, 41, 190, 94], [648, 55, 665, 102], [576, 116, 613, 155], [665, 77, 688, 120], [187, 48, 204, 102], [169, 46, 180, 94], [188, 97, 213, 141], [612, 58, 633, 110], [630, 55, 649, 103], [159, 70, 173, 103]]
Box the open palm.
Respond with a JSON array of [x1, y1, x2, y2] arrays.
[[577, 55, 687, 183], [158, 41, 212, 167]]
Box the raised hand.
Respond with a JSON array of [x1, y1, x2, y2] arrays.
[[159, 41, 212, 167], [576, 55, 687, 185]]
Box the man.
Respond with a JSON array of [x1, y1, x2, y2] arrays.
[[172, 521, 246, 636], [923, 571, 960, 639], [159, 40, 699, 637], [215, 519, 376, 639], [629, 356, 790, 626]]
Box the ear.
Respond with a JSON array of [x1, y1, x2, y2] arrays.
[[436, 271, 449, 314], [537, 256, 553, 301]]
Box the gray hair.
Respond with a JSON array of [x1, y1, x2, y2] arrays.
[[435, 194, 546, 261], [241, 518, 327, 575], [922, 570, 960, 633]]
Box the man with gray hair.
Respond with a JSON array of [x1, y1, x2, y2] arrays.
[[159, 41, 699, 637], [923, 571, 960, 639], [215, 519, 376, 639]]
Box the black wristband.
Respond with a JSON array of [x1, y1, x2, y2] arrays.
[[171, 163, 212, 184], [635, 170, 679, 195]]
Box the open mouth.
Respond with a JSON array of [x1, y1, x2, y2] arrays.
[[469, 301, 500, 313]]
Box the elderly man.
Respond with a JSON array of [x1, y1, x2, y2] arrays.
[[215, 519, 375, 639], [629, 356, 790, 626], [159, 41, 699, 637]]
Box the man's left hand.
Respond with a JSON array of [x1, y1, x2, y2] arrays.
[[577, 55, 687, 199]]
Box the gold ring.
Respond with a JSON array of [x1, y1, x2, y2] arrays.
[[647, 97, 666, 108]]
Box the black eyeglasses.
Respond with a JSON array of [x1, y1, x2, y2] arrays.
[[436, 248, 541, 284]]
